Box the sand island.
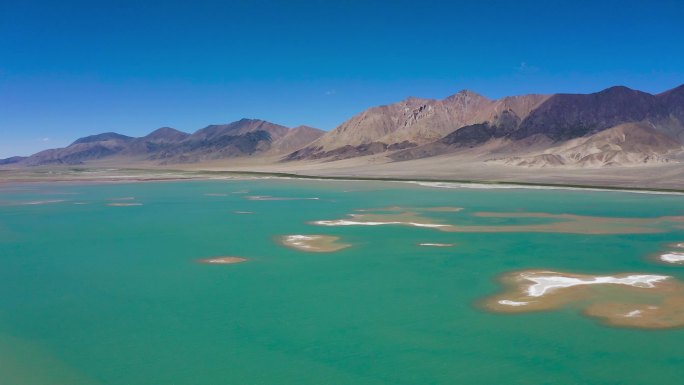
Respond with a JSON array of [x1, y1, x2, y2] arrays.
[[312, 207, 684, 235], [481, 270, 684, 329], [196, 257, 247, 264], [280, 234, 350, 252], [652, 243, 684, 265]]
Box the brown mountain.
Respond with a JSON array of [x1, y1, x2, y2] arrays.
[[268, 125, 325, 155], [286, 90, 493, 160], [12, 119, 323, 166], [356, 85, 684, 166], [4, 84, 683, 170], [151, 119, 290, 163], [21, 132, 136, 166], [498, 122, 682, 167]]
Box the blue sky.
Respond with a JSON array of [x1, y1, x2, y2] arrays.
[[1, 0, 683, 157]]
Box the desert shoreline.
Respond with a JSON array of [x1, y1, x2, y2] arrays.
[[1, 167, 684, 195]]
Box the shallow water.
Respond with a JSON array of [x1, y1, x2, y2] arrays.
[[1, 179, 684, 385]]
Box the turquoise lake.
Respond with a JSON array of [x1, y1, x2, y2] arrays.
[[1, 178, 683, 384]]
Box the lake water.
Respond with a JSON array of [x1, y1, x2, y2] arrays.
[[1, 178, 683, 384]]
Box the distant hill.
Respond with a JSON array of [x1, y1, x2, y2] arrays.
[[10, 119, 324, 166], [288, 84, 684, 166], [3, 84, 683, 169]]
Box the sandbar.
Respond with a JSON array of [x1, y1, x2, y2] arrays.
[[197, 256, 247, 264], [280, 234, 350, 252], [109, 197, 135, 201], [107, 203, 143, 207], [481, 270, 684, 329], [312, 208, 682, 235], [424, 206, 464, 212], [659, 252, 684, 264], [9, 199, 66, 206], [246, 195, 319, 201]]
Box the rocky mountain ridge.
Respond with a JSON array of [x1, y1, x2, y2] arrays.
[[8, 119, 324, 166], [3, 84, 683, 169]]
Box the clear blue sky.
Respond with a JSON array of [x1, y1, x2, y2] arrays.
[[1, 0, 683, 157]]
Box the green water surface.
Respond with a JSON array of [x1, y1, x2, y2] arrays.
[[1, 179, 683, 385]]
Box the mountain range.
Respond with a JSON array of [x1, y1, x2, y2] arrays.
[[3, 84, 683, 169]]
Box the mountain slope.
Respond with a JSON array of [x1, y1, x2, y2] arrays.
[[286, 84, 684, 164], [3, 83, 683, 169], [496, 122, 682, 167], [151, 119, 291, 163], [286, 90, 493, 160], [510, 86, 663, 140], [269, 126, 325, 154], [22, 133, 135, 166], [7, 119, 323, 166]]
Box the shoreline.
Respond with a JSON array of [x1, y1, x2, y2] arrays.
[[1, 167, 684, 195]]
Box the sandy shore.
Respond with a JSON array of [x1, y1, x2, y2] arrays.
[[2, 155, 684, 193]]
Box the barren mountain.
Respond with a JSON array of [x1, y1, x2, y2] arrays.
[[21, 132, 135, 166], [286, 90, 493, 160], [4, 84, 683, 171], [10, 119, 323, 166], [497, 122, 682, 167], [119, 127, 191, 156], [510, 86, 664, 140], [151, 119, 291, 163], [268, 125, 325, 154], [286, 84, 684, 166]]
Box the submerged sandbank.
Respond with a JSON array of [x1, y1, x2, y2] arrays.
[[107, 202, 143, 207], [312, 207, 682, 235], [245, 195, 320, 201], [355, 206, 463, 213], [280, 235, 350, 252], [482, 270, 684, 329], [659, 252, 684, 264], [0, 199, 66, 206], [196, 257, 247, 264], [650, 243, 684, 265]]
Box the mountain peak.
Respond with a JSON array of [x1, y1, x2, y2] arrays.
[[291, 125, 324, 132], [143, 127, 190, 142], [596, 85, 645, 96], [400, 96, 434, 105], [458, 89, 485, 97], [657, 83, 684, 97], [71, 132, 133, 146], [443, 89, 490, 103]]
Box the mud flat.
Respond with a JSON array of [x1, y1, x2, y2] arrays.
[[196, 257, 247, 264], [312, 208, 684, 235], [107, 203, 143, 207], [481, 270, 684, 329], [245, 195, 320, 201], [280, 235, 350, 252], [0, 199, 66, 206], [652, 243, 684, 265], [658, 252, 684, 264], [424, 206, 464, 212], [355, 206, 463, 213]]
